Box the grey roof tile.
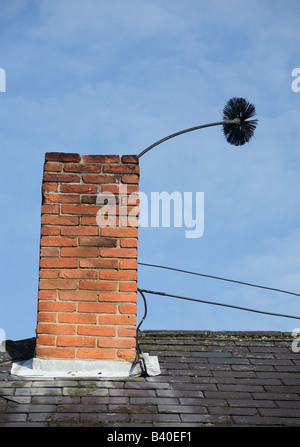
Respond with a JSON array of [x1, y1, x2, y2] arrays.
[[0, 330, 299, 427]]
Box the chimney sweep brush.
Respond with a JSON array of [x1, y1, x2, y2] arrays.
[[138, 97, 258, 157]]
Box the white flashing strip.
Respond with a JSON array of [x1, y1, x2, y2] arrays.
[[11, 357, 141, 378], [11, 353, 161, 378], [140, 353, 161, 376]]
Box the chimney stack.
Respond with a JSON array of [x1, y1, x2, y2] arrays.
[[35, 153, 139, 365]]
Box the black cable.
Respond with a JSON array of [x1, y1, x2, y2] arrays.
[[136, 289, 148, 355], [138, 262, 300, 298], [138, 288, 300, 321], [136, 289, 148, 376]]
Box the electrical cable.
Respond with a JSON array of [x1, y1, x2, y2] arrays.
[[138, 262, 300, 298], [135, 289, 148, 376], [138, 288, 300, 321], [136, 289, 148, 355]]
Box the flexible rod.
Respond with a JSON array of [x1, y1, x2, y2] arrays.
[[138, 120, 237, 158]]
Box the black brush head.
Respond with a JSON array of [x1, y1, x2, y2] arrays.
[[222, 97, 258, 146]]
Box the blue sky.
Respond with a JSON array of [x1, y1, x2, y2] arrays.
[[0, 0, 300, 341]]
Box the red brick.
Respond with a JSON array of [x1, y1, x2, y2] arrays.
[[79, 258, 118, 269], [57, 336, 96, 347], [39, 270, 59, 279], [37, 313, 56, 323], [82, 174, 118, 184], [36, 347, 75, 359], [40, 247, 59, 257], [37, 324, 76, 335], [61, 204, 100, 215], [119, 304, 137, 315], [77, 326, 115, 337], [117, 350, 136, 360], [76, 349, 115, 360], [59, 291, 98, 302], [40, 237, 77, 247], [40, 258, 78, 268], [119, 282, 137, 292], [59, 269, 97, 279], [101, 185, 120, 194], [100, 227, 138, 238], [119, 259, 138, 270], [120, 238, 138, 248], [43, 173, 80, 183], [121, 155, 139, 164], [44, 193, 80, 204], [100, 248, 137, 258], [126, 185, 139, 194], [81, 195, 97, 204], [118, 327, 137, 337], [99, 270, 137, 281], [38, 302, 76, 312], [99, 292, 136, 303], [98, 315, 136, 325], [81, 216, 98, 226], [64, 163, 101, 173], [38, 291, 57, 300], [79, 281, 117, 292], [45, 152, 81, 162], [41, 227, 60, 236], [61, 247, 99, 257], [39, 279, 77, 290], [78, 302, 117, 314], [60, 184, 97, 194], [44, 162, 63, 172], [41, 215, 79, 226], [42, 183, 58, 192], [99, 303, 117, 313], [58, 313, 97, 324], [82, 155, 119, 163], [103, 165, 139, 174], [36, 335, 56, 346], [41, 204, 60, 214], [121, 175, 139, 184], [97, 338, 136, 348], [79, 237, 116, 247], [61, 227, 99, 236]]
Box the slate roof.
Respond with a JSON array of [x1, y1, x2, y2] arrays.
[[0, 330, 300, 427]]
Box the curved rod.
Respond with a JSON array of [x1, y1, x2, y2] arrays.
[[138, 119, 240, 158]]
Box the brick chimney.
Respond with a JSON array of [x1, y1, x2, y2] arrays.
[[35, 153, 139, 365]]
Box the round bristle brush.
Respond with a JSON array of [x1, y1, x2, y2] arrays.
[[222, 97, 258, 146], [138, 97, 258, 157]]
